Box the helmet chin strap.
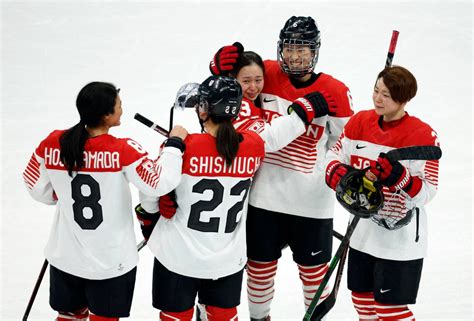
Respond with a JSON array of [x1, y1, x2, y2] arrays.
[[196, 109, 210, 133]]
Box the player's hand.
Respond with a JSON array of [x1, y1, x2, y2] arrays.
[[159, 191, 178, 219], [165, 126, 187, 152], [287, 95, 315, 125], [326, 161, 352, 191], [209, 42, 244, 76], [370, 153, 422, 197], [135, 204, 159, 240], [169, 125, 188, 140]]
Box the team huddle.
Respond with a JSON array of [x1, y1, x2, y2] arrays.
[[23, 15, 440, 321]]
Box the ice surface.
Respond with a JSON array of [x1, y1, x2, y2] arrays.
[[1, 1, 472, 320]]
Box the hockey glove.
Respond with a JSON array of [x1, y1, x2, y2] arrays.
[[159, 190, 178, 219], [135, 204, 159, 240], [209, 42, 244, 76], [288, 91, 337, 125], [370, 153, 422, 198], [326, 160, 353, 191]]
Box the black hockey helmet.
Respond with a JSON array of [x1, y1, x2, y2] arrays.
[[198, 75, 242, 119], [335, 169, 384, 218], [277, 16, 321, 76]]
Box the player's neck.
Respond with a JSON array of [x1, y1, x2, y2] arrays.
[[86, 125, 109, 137], [203, 122, 218, 137]]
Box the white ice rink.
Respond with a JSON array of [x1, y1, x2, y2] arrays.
[[1, 1, 472, 320]]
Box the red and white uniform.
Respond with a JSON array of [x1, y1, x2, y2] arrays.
[[325, 110, 440, 260], [23, 130, 182, 279], [143, 131, 265, 279], [233, 97, 306, 152], [249, 60, 354, 218]]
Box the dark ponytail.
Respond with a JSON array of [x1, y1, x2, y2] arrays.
[[212, 116, 242, 167], [60, 81, 118, 176]]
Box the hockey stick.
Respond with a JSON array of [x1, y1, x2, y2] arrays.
[[22, 240, 148, 321], [22, 259, 48, 321], [386, 145, 442, 162], [385, 30, 399, 68], [134, 113, 169, 137], [303, 216, 360, 321]]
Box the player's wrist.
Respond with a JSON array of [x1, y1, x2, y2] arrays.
[[164, 136, 185, 153]]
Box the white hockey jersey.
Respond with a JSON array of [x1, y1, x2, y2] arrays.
[[249, 60, 354, 218], [142, 131, 265, 279], [325, 110, 440, 260], [23, 130, 182, 279]]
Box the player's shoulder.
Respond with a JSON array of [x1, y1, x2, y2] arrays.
[[36, 129, 65, 152], [317, 72, 349, 91], [43, 129, 66, 143], [345, 109, 376, 129], [240, 131, 265, 152], [263, 59, 279, 71], [403, 113, 438, 145], [184, 133, 211, 145], [107, 135, 148, 165]]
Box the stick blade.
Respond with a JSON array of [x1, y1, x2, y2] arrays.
[[386, 145, 442, 161]]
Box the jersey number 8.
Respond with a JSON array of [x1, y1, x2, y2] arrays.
[[71, 174, 103, 230]]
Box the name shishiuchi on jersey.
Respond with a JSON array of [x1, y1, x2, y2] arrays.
[[23, 130, 183, 279], [142, 131, 265, 279], [248, 60, 354, 218], [325, 110, 440, 260]]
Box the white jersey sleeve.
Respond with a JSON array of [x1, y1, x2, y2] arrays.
[[258, 113, 305, 152], [125, 145, 183, 197], [23, 152, 58, 205]]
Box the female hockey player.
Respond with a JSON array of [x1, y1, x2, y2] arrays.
[[22, 81, 187, 321], [325, 65, 440, 320], [156, 49, 331, 321], [139, 75, 266, 321], [209, 16, 354, 320]]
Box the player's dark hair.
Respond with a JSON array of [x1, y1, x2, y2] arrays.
[[376, 65, 417, 104], [60, 82, 119, 176], [211, 115, 242, 167], [230, 51, 265, 77]]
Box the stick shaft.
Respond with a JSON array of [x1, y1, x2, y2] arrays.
[[134, 113, 169, 137], [385, 30, 400, 68]]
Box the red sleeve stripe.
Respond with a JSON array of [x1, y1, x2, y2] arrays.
[[424, 160, 439, 186], [136, 159, 161, 189], [23, 153, 41, 189]]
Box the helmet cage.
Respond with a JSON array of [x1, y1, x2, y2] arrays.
[[277, 16, 321, 76], [277, 38, 320, 76], [370, 189, 417, 230]]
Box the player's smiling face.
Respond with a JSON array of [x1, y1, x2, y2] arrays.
[[372, 78, 406, 121], [236, 63, 264, 102], [282, 44, 314, 73]]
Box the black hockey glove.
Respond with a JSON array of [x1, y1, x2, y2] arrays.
[[135, 204, 160, 240]]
